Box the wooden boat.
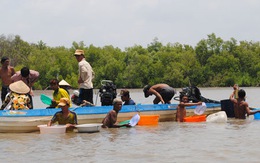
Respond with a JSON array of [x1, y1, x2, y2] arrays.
[[0, 103, 221, 133]]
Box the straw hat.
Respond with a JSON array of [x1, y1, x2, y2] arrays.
[[58, 98, 71, 107], [59, 79, 71, 86], [9, 81, 30, 94], [74, 49, 84, 56]]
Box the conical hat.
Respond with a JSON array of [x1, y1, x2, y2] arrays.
[[9, 81, 30, 94], [59, 80, 71, 86]]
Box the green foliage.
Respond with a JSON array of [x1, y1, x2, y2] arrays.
[[1, 33, 260, 89]]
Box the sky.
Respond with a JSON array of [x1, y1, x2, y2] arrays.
[[1, 0, 260, 50]]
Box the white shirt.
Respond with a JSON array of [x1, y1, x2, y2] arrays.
[[78, 58, 94, 89]]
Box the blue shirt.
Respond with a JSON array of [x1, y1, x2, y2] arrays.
[[124, 99, 136, 105]]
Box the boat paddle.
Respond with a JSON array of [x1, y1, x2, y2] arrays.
[[40, 94, 52, 105]]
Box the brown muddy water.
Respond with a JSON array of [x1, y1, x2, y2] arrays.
[[1, 87, 260, 162]]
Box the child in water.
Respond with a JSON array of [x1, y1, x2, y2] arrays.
[[176, 95, 202, 122]]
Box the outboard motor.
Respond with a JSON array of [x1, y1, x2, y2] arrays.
[[99, 80, 117, 106], [175, 86, 220, 103], [180, 86, 202, 102]]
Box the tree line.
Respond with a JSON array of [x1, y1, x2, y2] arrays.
[[0, 33, 260, 90]]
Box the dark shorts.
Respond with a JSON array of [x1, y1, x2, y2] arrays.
[[160, 87, 175, 103], [79, 88, 93, 104], [1, 86, 9, 102]]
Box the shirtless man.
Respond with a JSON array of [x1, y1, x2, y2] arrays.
[[230, 89, 260, 119], [102, 98, 131, 128], [143, 83, 175, 104], [176, 95, 202, 122], [0, 57, 15, 102]]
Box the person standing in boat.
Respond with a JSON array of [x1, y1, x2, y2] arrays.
[[176, 94, 202, 122], [74, 49, 95, 105], [47, 98, 78, 132], [11, 67, 39, 109], [49, 79, 71, 108], [230, 89, 260, 119], [143, 84, 175, 104], [0, 57, 16, 103], [102, 98, 131, 128], [0, 80, 31, 110], [119, 89, 136, 105]]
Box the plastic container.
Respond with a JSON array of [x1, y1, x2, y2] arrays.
[[206, 111, 227, 123], [37, 125, 67, 134], [194, 102, 207, 115], [76, 124, 102, 133], [138, 115, 160, 125], [254, 112, 260, 120], [183, 115, 206, 122], [221, 99, 235, 118], [129, 114, 140, 126]]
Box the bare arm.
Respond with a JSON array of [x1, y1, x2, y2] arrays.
[[29, 70, 40, 87], [149, 88, 165, 104], [245, 102, 260, 116], [11, 67, 15, 76], [180, 101, 202, 107], [229, 92, 236, 103], [47, 121, 52, 126]]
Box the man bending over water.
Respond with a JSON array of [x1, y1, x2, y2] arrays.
[[143, 83, 175, 104], [230, 89, 260, 119]]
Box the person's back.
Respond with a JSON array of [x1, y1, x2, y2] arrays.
[[11, 67, 39, 88], [233, 99, 247, 119], [143, 83, 175, 104], [230, 89, 260, 119], [151, 83, 169, 91]]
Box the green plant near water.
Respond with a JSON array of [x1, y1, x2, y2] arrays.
[[0, 33, 260, 89]]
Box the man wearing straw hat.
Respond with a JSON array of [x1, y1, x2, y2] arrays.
[[74, 49, 95, 105], [47, 97, 78, 131], [0, 80, 31, 110]]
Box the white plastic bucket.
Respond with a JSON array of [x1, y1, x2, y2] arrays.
[[206, 111, 227, 123], [37, 125, 67, 134], [194, 102, 207, 115], [76, 124, 102, 133]]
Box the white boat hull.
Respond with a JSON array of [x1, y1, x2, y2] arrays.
[[0, 103, 221, 133]]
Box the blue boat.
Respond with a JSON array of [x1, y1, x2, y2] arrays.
[[0, 103, 221, 133]]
